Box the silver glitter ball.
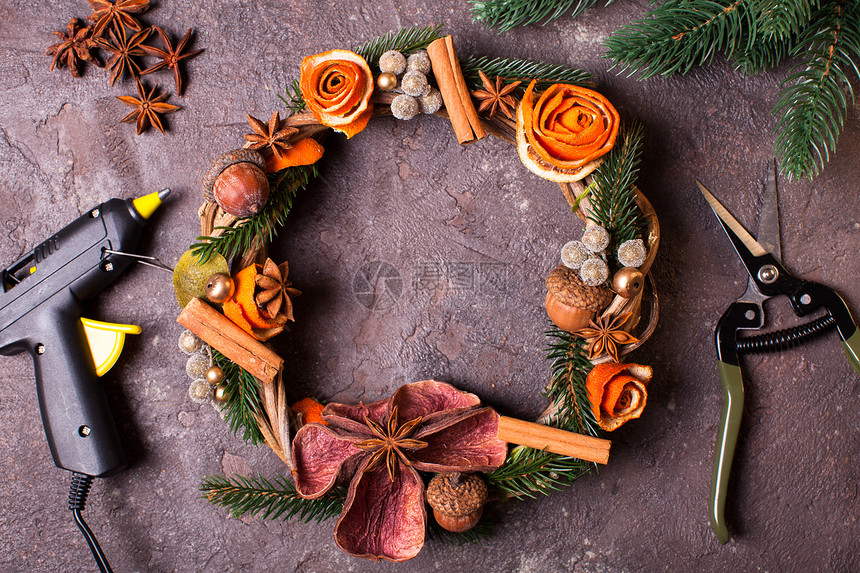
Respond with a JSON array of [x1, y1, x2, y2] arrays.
[[407, 50, 432, 74], [391, 94, 419, 120], [185, 352, 210, 380], [400, 71, 429, 97], [580, 257, 609, 286], [582, 225, 610, 253], [561, 240, 591, 270], [379, 50, 406, 75], [188, 378, 213, 404], [419, 88, 443, 114], [617, 238, 647, 268], [178, 330, 203, 355]]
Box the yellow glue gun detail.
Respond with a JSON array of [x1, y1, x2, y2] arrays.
[[80, 318, 142, 377]]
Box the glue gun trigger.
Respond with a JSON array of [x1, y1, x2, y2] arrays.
[[80, 318, 141, 377]]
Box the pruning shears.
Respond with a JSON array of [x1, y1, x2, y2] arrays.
[[697, 160, 860, 545]]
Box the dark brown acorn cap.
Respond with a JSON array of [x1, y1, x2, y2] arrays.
[[546, 265, 613, 311]]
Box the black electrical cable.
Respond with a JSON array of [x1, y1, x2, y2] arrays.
[[68, 472, 113, 573]]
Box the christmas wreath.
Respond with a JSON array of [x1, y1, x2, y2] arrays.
[[171, 25, 660, 562]]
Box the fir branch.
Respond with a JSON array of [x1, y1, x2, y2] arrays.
[[731, 27, 794, 74], [191, 164, 317, 264], [460, 54, 595, 94], [488, 329, 598, 498], [488, 445, 595, 499], [353, 25, 443, 71], [427, 515, 494, 545], [755, 0, 818, 41], [201, 474, 344, 523], [471, 0, 612, 34], [604, 0, 756, 78], [213, 350, 265, 445], [278, 78, 306, 115], [774, 0, 860, 180], [543, 328, 601, 436], [588, 120, 646, 257]]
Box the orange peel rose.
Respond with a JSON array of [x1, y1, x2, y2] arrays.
[[300, 49, 374, 139], [516, 80, 619, 182], [585, 362, 652, 431]]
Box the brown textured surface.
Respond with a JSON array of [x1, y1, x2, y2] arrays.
[[1, 1, 860, 571]]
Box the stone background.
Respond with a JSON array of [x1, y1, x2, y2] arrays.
[[1, 1, 859, 571]]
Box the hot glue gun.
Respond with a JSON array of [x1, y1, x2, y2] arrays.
[[0, 189, 169, 572]]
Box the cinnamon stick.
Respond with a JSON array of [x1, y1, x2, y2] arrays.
[[177, 297, 283, 384], [497, 415, 610, 465], [428, 36, 485, 144], [445, 35, 486, 142]]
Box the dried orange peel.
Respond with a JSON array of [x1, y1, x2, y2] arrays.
[[585, 362, 652, 431], [265, 137, 325, 172], [292, 397, 327, 427], [300, 49, 374, 139], [516, 80, 619, 182], [222, 264, 286, 341]]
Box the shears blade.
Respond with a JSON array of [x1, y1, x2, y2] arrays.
[[697, 180, 772, 310], [697, 180, 767, 258], [756, 159, 781, 262]]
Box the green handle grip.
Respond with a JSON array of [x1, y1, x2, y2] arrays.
[[710, 361, 745, 544], [841, 329, 860, 377]]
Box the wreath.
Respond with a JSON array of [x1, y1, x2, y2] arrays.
[[171, 25, 660, 562]]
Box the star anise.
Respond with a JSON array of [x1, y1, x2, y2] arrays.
[[255, 258, 301, 321], [140, 27, 204, 96], [471, 70, 521, 120], [354, 406, 428, 482], [88, 0, 150, 38], [96, 25, 150, 86], [574, 311, 640, 362], [244, 112, 299, 160], [46, 18, 101, 78], [116, 79, 180, 134]]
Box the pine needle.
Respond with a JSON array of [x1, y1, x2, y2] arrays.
[[460, 54, 595, 93], [201, 474, 344, 523], [353, 25, 443, 71], [604, 0, 756, 79], [191, 164, 317, 264], [488, 329, 600, 498], [774, 0, 860, 180], [587, 120, 646, 261], [213, 350, 265, 445], [471, 0, 612, 33], [278, 78, 306, 115]]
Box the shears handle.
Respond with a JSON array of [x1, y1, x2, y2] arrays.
[[710, 302, 756, 544]]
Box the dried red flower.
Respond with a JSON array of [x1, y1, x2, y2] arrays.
[[292, 380, 508, 561]]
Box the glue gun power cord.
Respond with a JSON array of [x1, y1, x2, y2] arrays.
[[69, 472, 113, 573]]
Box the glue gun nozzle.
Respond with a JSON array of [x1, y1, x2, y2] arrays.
[[132, 188, 171, 221]]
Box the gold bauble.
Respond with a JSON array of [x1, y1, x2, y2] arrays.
[[612, 267, 644, 298], [214, 382, 230, 404], [377, 72, 397, 91], [205, 366, 224, 386], [205, 273, 234, 303]]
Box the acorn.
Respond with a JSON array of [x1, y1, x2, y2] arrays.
[[612, 267, 644, 298], [425, 472, 488, 533], [545, 265, 613, 332], [201, 148, 269, 217]]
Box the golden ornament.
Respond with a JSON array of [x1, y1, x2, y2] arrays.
[[612, 267, 644, 298], [205, 365, 224, 386], [204, 273, 234, 303], [377, 72, 397, 91]]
